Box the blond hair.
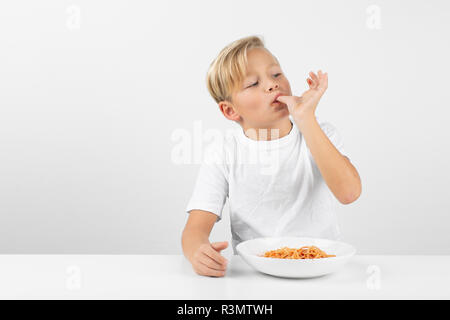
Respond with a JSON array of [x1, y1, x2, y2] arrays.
[[206, 35, 278, 104]]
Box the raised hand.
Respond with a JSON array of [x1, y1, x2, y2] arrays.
[[276, 70, 328, 123]]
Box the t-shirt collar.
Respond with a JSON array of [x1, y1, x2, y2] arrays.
[[236, 116, 298, 149]]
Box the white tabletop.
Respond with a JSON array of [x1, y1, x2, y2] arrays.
[[0, 254, 449, 299]]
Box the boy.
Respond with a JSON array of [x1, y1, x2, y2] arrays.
[[181, 35, 362, 277]]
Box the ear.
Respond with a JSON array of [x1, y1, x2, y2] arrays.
[[219, 101, 241, 122]]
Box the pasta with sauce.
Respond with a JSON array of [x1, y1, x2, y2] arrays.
[[261, 246, 336, 259]]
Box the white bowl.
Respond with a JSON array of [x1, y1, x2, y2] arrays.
[[236, 237, 356, 278]]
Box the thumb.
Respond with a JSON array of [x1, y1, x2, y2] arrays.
[[211, 241, 228, 252], [276, 95, 303, 111], [275, 95, 292, 104]]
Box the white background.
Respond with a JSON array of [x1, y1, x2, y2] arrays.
[[0, 1, 449, 254]]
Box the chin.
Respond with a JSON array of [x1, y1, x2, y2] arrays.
[[274, 105, 290, 116]]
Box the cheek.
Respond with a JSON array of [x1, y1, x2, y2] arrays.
[[251, 98, 269, 114], [241, 95, 265, 112], [282, 79, 292, 94]]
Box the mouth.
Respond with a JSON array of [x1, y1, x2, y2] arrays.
[[271, 93, 286, 106], [272, 93, 284, 104]]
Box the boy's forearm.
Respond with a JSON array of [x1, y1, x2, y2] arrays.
[[294, 115, 361, 204], [181, 227, 210, 262]]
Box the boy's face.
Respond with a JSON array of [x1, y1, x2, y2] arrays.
[[221, 47, 292, 128]]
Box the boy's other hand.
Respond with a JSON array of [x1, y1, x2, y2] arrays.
[[190, 241, 229, 277], [276, 70, 328, 123]]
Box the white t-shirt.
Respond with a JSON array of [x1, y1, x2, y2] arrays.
[[185, 116, 349, 254]]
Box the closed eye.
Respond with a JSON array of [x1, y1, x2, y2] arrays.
[[248, 73, 282, 88]]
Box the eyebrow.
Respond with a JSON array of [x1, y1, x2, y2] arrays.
[[245, 63, 280, 77]]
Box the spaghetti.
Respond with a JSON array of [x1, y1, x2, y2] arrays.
[[262, 246, 336, 259]]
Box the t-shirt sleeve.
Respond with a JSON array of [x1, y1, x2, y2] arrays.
[[317, 120, 350, 160], [185, 146, 229, 223]]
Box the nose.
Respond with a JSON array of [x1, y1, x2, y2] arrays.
[[268, 83, 279, 92]]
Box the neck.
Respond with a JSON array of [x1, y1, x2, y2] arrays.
[[241, 118, 293, 141]]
